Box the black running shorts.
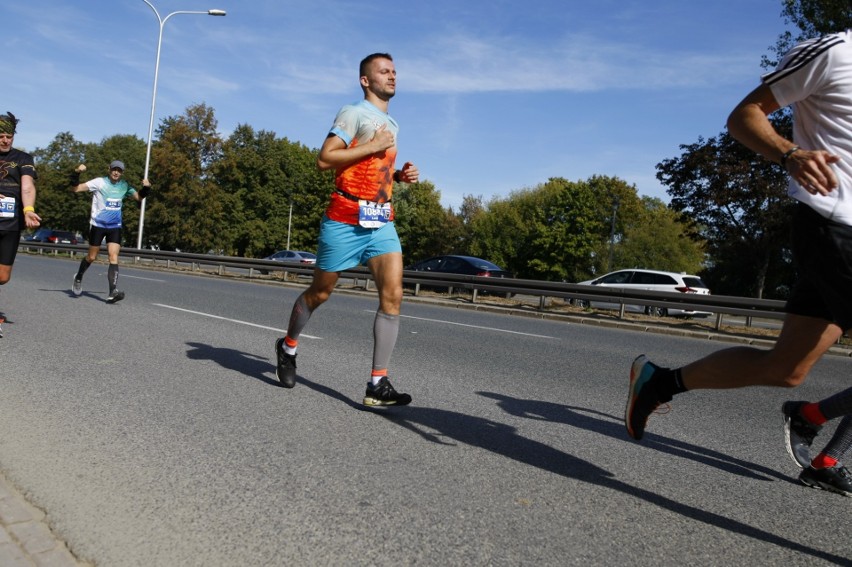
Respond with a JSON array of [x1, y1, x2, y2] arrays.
[[88, 226, 122, 246], [786, 203, 852, 331], [0, 230, 20, 266]]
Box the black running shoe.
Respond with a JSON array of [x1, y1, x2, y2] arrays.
[[782, 401, 822, 469], [106, 290, 125, 304], [799, 465, 852, 497], [625, 355, 670, 441], [364, 377, 411, 407], [72, 275, 83, 296], [275, 338, 297, 388]]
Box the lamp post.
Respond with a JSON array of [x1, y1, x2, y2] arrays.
[[607, 195, 620, 272], [137, 1, 226, 250], [286, 196, 293, 252]]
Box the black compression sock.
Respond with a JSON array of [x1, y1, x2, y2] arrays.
[[654, 367, 687, 401], [76, 257, 93, 279]]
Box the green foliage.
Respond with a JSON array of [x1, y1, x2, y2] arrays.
[[468, 177, 604, 281], [210, 124, 330, 257], [30, 132, 147, 239], [656, 116, 794, 298], [27, 105, 705, 286], [144, 103, 226, 252], [393, 181, 463, 264], [616, 197, 706, 275], [764, 0, 852, 68]]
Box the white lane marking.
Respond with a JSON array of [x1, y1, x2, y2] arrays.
[[384, 311, 557, 339], [88, 271, 166, 282], [123, 274, 166, 282], [154, 304, 321, 339]]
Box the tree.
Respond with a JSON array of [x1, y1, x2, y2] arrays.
[[617, 197, 706, 275], [468, 177, 603, 281], [393, 181, 462, 263], [31, 133, 147, 238], [765, 1, 852, 68], [144, 103, 226, 252], [657, 117, 794, 298], [210, 125, 329, 257], [583, 175, 645, 277], [31, 132, 88, 234]]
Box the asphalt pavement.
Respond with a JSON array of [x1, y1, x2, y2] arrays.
[[2, 253, 851, 566]]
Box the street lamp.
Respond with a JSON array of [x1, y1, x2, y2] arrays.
[[137, 1, 226, 250]]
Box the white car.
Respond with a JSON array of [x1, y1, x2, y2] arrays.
[[575, 269, 711, 318]]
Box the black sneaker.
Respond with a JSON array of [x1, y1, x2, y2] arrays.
[[364, 377, 411, 407], [782, 401, 822, 469], [799, 465, 852, 497], [625, 355, 671, 441], [275, 338, 297, 388], [106, 290, 125, 304], [72, 275, 83, 296]]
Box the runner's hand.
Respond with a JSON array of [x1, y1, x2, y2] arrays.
[[399, 162, 419, 183], [370, 124, 395, 153], [787, 149, 840, 196]]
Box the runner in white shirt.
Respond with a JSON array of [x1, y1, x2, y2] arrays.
[[70, 160, 151, 303], [625, 30, 852, 497]]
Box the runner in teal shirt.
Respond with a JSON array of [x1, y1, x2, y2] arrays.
[[70, 160, 151, 303]]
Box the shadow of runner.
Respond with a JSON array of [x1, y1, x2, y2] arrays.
[[298, 376, 849, 565], [477, 391, 790, 483], [185, 342, 282, 387]]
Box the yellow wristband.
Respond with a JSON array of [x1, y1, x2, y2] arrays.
[[23, 206, 35, 214]]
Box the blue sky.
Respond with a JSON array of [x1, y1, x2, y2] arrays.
[[9, 0, 792, 210]]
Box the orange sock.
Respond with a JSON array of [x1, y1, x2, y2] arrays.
[[371, 369, 387, 385], [283, 336, 298, 355], [811, 453, 838, 469]]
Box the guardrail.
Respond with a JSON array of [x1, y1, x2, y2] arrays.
[[19, 241, 786, 330]]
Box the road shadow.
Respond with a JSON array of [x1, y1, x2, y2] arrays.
[[298, 376, 849, 565], [185, 341, 282, 387], [477, 391, 790, 483]]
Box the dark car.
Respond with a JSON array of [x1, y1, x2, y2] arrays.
[[29, 228, 79, 245], [260, 250, 317, 274], [405, 255, 513, 295]]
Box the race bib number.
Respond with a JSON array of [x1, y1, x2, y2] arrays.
[[0, 197, 15, 218], [106, 198, 122, 211], [358, 200, 391, 228]]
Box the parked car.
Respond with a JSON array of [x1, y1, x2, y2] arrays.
[[574, 269, 711, 317], [23, 228, 52, 242], [28, 228, 80, 245], [264, 250, 317, 264], [405, 255, 514, 295], [260, 250, 317, 274]]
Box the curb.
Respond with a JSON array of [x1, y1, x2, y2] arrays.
[[0, 472, 89, 567]]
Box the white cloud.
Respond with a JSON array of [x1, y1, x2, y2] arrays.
[[399, 32, 757, 94]]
